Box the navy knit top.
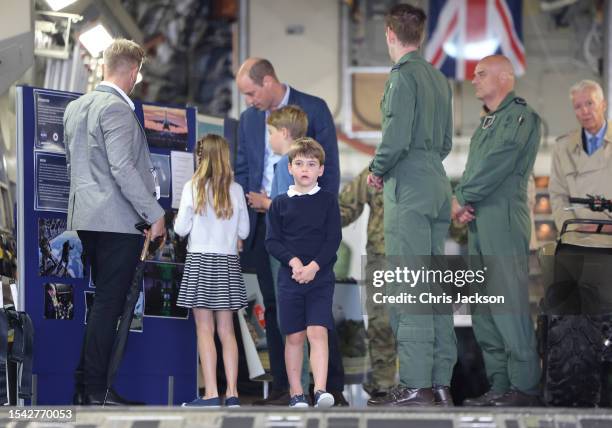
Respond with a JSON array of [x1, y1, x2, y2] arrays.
[[265, 190, 342, 272]]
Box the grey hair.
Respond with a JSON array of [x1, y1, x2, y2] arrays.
[[569, 79, 604, 102]]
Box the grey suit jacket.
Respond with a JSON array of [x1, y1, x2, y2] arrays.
[[63, 85, 165, 234]]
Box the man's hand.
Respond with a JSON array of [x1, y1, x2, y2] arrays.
[[367, 173, 383, 190], [149, 216, 166, 240], [451, 197, 476, 224], [293, 261, 320, 284], [455, 205, 476, 224], [247, 191, 271, 212]]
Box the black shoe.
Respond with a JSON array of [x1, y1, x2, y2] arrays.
[[252, 389, 290, 406], [433, 385, 454, 407], [366, 389, 390, 399], [330, 390, 349, 407], [84, 389, 145, 406], [367, 386, 435, 407], [490, 389, 541, 407], [363, 383, 393, 399], [463, 390, 505, 406]]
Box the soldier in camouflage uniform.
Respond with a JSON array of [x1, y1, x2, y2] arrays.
[[339, 166, 396, 398]]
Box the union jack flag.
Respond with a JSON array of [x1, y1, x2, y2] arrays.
[[425, 0, 526, 81]]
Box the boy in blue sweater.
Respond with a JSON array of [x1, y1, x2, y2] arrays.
[[265, 138, 341, 408], [247, 106, 312, 398], [246, 105, 308, 210]]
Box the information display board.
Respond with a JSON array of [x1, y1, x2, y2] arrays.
[[16, 86, 198, 405]]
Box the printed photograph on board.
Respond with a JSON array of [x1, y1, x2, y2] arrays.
[[143, 105, 189, 150], [44, 283, 74, 320], [143, 261, 188, 319], [38, 218, 84, 278]]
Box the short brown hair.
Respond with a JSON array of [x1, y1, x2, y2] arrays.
[[287, 137, 325, 165], [249, 59, 278, 86], [385, 4, 427, 46], [103, 39, 145, 74], [267, 105, 308, 139]]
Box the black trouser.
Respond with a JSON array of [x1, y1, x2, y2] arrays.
[[75, 231, 142, 394], [244, 214, 345, 392]]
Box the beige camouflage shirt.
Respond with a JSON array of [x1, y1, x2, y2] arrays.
[[339, 167, 385, 256]]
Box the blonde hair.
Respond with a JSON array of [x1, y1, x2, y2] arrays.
[[103, 39, 145, 74], [287, 137, 325, 164], [192, 134, 234, 219], [267, 105, 308, 140]]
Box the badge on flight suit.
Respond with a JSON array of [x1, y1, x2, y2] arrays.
[[482, 115, 496, 129]]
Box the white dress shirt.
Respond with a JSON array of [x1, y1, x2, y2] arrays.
[[99, 81, 135, 111], [287, 184, 321, 197]]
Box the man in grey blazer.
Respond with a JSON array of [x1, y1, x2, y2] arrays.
[[64, 39, 165, 405]]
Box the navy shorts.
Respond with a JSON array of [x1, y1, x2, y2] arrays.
[[277, 266, 335, 335]]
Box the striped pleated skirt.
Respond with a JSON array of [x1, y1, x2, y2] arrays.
[[177, 252, 247, 311]]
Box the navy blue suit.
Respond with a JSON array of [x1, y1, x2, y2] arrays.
[[235, 86, 344, 393]]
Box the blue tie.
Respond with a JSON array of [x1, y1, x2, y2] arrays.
[[587, 136, 599, 155]]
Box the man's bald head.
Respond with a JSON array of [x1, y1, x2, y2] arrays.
[[472, 55, 516, 109], [236, 58, 283, 111], [480, 55, 515, 83], [237, 58, 278, 86]]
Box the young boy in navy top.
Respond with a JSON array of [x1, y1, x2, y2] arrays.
[[265, 138, 341, 408]]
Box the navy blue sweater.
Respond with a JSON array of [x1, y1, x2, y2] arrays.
[[265, 190, 342, 272]]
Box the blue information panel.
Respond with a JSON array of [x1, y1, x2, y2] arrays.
[[34, 151, 69, 212], [17, 86, 198, 405]]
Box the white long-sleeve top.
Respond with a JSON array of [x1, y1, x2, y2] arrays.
[[174, 180, 250, 255]]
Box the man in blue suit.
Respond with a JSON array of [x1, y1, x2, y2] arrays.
[[235, 58, 345, 405]]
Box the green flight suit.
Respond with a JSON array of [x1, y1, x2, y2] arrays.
[[454, 92, 542, 395], [369, 51, 456, 388], [339, 167, 396, 391]]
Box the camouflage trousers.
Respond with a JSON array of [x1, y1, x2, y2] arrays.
[[363, 256, 397, 391]]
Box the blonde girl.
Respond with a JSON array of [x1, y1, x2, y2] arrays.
[[175, 134, 249, 407]]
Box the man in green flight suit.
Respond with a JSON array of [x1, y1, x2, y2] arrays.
[[453, 55, 541, 407], [367, 4, 456, 406], [338, 166, 397, 400]]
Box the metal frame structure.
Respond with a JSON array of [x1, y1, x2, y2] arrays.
[[34, 11, 82, 60]]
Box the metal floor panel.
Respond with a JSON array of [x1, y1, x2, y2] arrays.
[[1, 406, 612, 428]]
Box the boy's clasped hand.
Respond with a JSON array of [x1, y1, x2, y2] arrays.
[[288, 257, 320, 284]]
